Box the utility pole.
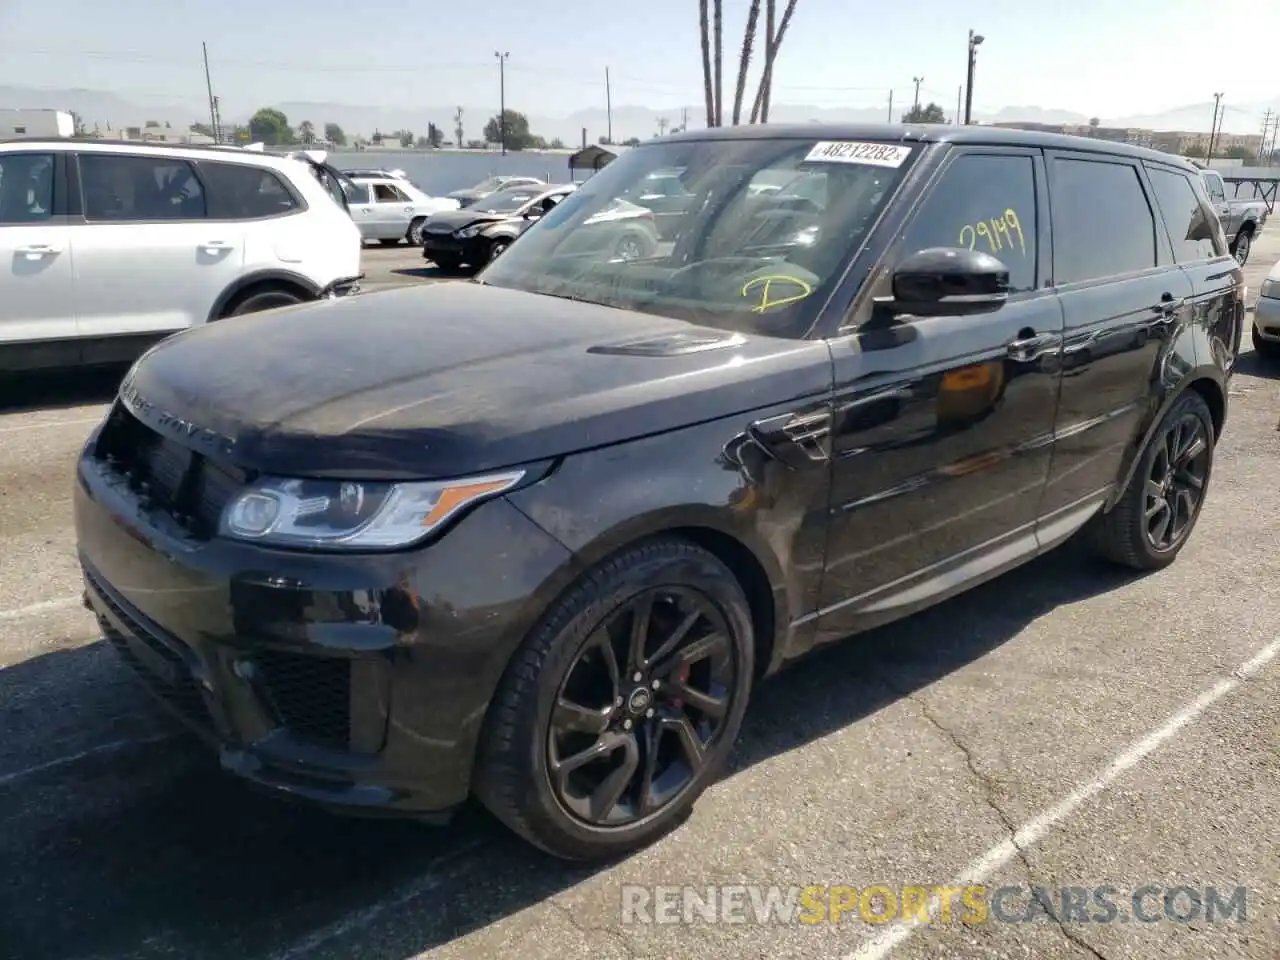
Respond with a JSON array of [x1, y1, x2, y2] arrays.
[[956, 85, 962, 125], [964, 30, 984, 125], [887, 89, 893, 123], [211, 96, 222, 144], [1207, 92, 1224, 161], [1260, 109, 1274, 162], [912, 76, 923, 112], [681, 106, 689, 132], [202, 42, 218, 142], [494, 51, 509, 155], [605, 67, 613, 144]]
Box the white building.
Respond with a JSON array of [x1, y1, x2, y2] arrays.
[[1, 109, 75, 138]]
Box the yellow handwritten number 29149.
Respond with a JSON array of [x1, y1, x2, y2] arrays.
[[959, 209, 1025, 256]]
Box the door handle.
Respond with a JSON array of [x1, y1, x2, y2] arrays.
[[15, 244, 61, 257], [1152, 293, 1184, 321], [403, 206, 414, 214], [200, 240, 233, 254], [1006, 329, 1061, 363]]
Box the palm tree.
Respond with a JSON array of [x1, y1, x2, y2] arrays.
[[750, 0, 800, 123], [699, 0, 715, 127], [299, 120, 315, 144], [712, 0, 723, 126], [731, 0, 762, 125]]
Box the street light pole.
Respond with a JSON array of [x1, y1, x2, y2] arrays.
[[495, 51, 510, 155], [1207, 92, 1224, 162], [912, 76, 923, 112], [964, 30, 984, 126]]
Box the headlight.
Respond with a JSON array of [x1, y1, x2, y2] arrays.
[[1262, 278, 1280, 300], [220, 471, 524, 549], [456, 224, 483, 238]]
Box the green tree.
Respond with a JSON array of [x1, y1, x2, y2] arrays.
[[397, 129, 414, 148], [483, 109, 534, 150], [902, 102, 947, 124], [189, 122, 214, 138], [298, 120, 316, 144], [1223, 145, 1253, 160], [323, 122, 346, 146], [71, 112, 87, 137], [622, 136, 642, 147], [1088, 117, 1100, 135], [550, 137, 566, 149], [144, 119, 161, 128], [427, 122, 444, 148], [454, 107, 465, 148], [1183, 142, 1206, 158], [249, 108, 293, 145]]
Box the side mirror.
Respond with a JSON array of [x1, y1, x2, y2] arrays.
[[880, 247, 1010, 317], [523, 208, 542, 220]]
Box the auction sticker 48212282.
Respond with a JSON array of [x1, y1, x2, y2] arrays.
[[804, 141, 912, 168]]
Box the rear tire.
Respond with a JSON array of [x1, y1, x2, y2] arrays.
[[1086, 391, 1214, 571], [223, 288, 305, 318], [473, 538, 754, 862], [1252, 325, 1280, 359], [406, 217, 427, 245]]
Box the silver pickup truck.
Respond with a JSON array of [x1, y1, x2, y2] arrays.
[[1200, 169, 1268, 265]]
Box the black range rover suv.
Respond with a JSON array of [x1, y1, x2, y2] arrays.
[[74, 124, 1242, 861]]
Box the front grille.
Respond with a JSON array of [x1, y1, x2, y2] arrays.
[[255, 651, 352, 751], [94, 402, 248, 538], [86, 564, 212, 731]]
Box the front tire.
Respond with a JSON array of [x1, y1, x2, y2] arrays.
[[1086, 391, 1214, 571], [1233, 230, 1252, 266], [223, 288, 304, 317], [474, 538, 754, 861], [430, 253, 462, 272], [485, 238, 511, 263]]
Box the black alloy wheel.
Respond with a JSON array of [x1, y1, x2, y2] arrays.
[[548, 587, 737, 827], [1143, 411, 1210, 553], [613, 234, 645, 261], [487, 238, 510, 262], [1087, 390, 1215, 570], [474, 539, 754, 861]]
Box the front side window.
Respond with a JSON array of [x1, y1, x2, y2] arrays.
[[1145, 166, 1220, 262], [1203, 173, 1226, 203], [1050, 158, 1156, 285], [479, 137, 919, 337], [470, 188, 541, 214], [201, 161, 297, 219], [343, 181, 372, 205], [897, 153, 1037, 292], [0, 152, 55, 224], [80, 154, 206, 221]]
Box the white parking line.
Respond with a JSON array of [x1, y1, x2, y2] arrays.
[[0, 416, 103, 435], [0, 596, 83, 623], [0, 733, 176, 788], [269, 838, 489, 960], [845, 637, 1280, 960]]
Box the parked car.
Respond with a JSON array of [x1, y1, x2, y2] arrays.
[[0, 139, 362, 373], [421, 183, 577, 269], [446, 175, 546, 208], [340, 167, 410, 181], [1250, 257, 1280, 358], [75, 124, 1240, 863], [1200, 169, 1268, 265], [344, 175, 460, 245], [616, 167, 696, 240]]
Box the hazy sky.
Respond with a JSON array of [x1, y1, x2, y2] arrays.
[[1, 0, 1278, 127]]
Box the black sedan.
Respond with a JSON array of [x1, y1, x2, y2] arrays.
[[445, 175, 546, 208], [75, 123, 1235, 863]]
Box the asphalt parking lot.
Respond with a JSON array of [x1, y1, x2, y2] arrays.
[[2, 237, 1278, 960]]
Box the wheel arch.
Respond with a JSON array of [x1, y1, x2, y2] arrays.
[[208, 269, 322, 321], [1105, 370, 1225, 512]]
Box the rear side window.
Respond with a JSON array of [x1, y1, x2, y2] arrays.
[[1145, 166, 1221, 262], [80, 154, 206, 221], [898, 153, 1038, 293], [373, 182, 409, 202], [200, 161, 298, 219], [0, 152, 55, 223], [1050, 158, 1155, 284]]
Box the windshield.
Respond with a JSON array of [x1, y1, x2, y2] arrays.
[[471, 176, 513, 193], [471, 187, 541, 214], [478, 137, 918, 337]]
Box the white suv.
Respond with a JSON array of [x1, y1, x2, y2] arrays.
[[0, 139, 362, 372]]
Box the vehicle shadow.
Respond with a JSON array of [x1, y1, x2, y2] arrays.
[[1232, 346, 1280, 381], [0, 365, 127, 414], [0, 539, 1140, 960]]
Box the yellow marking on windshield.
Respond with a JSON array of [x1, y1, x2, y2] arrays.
[[741, 275, 814, 313]]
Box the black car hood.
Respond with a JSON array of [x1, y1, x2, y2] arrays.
[[423, 209, 513, 233], [122, 282, 828, 480]]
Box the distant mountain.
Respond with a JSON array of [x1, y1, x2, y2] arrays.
[[2, 85, 1275, 143]]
